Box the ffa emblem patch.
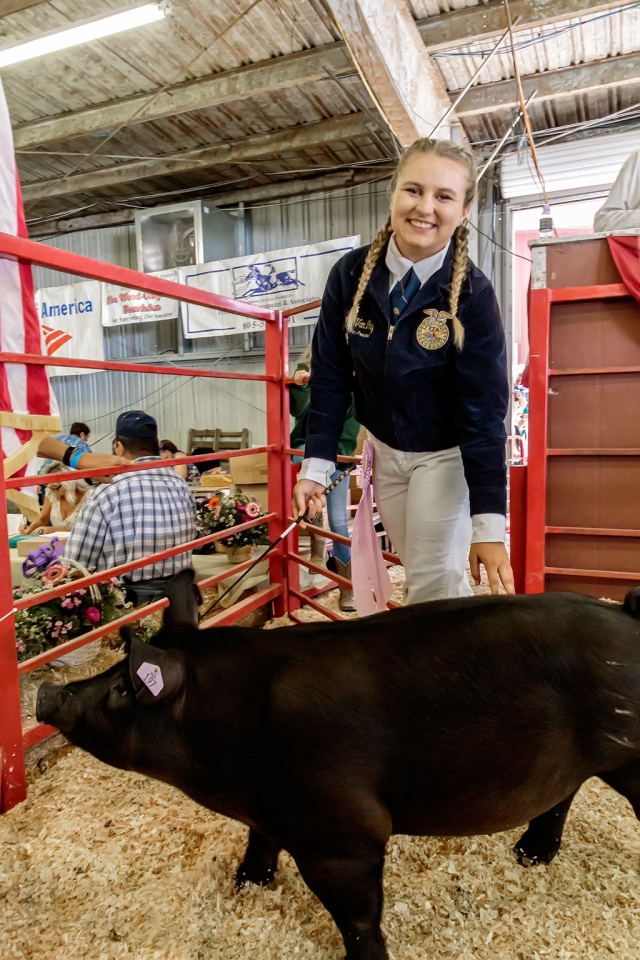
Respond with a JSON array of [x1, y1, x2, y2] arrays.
[[416, 309, 451, 350]]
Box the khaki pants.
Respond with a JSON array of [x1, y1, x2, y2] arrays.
[[371, 437, 473, 605]]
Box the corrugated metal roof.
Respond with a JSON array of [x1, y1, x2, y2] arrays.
[[3, 0, 339, 126], [9, 0, 640, 225], [434, 4, 640, 91]]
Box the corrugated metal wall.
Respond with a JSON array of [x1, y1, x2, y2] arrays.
[[250, 180, 390, 251], [35, 180, 485, 452]]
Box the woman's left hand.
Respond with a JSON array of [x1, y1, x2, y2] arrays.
[[469, 542, 515, 595]]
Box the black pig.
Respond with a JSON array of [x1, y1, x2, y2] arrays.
[[37, 572, 640, 959]]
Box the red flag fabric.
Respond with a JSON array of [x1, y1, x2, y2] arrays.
[[607, 235, 640, 304], [0, 78, 60, 518]]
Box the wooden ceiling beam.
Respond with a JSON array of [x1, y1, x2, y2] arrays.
[[416, 0, 634, 52], [13, 0, 629, 150], [13, 43, 354, 150], [0, 0, 50, 16], [27, 166, 394, 237], [456, 50, 640, 116], [21, 112, 381, 202], [325, 0, 451, 144]]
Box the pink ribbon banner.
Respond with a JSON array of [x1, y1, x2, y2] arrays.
[[350, 439, 393, 616]]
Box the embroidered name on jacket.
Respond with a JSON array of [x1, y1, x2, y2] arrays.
[[416, 309, 451, 350], [351, 316, 374, 338]]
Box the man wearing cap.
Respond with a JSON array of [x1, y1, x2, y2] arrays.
[[65, 410, 196, 604]]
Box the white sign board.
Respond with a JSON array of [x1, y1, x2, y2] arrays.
[[102, 268, 180, 326], [178, 236, 360, 338], [35, 281, 104, 376]]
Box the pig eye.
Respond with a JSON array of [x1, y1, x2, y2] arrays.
[[107, 677, 130, 709]]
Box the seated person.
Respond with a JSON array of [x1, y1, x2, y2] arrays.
[[39, 421, 93, 473], [159, 439, 200, 485], [20, 463, 92, 534], [65, 411, 196, 604]]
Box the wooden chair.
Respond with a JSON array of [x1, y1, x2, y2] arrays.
[[214, 429, 249, 451], [187, 428, 249, 454]]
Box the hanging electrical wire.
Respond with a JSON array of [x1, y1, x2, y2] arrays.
[[503, 0, 554, 235]]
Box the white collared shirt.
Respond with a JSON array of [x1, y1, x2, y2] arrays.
[[298, 233, 505, 544], [385, 234, 450, 291]]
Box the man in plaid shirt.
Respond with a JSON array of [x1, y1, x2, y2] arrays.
[[65, 410, 196, 603]]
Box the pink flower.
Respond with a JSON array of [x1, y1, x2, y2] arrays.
[[41, 563, 68, 587], [235, 500, 247, 513], [85, 607, 101, 624], [245, 501, 261, 518], [65, 621, 73, 630], [55, 620, 63, 627], [61, 598, 74, 610]]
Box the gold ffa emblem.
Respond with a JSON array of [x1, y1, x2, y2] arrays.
[[416, 309, 451, 350]]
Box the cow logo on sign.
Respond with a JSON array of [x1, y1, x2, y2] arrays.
[[232, 257, 305, 300]]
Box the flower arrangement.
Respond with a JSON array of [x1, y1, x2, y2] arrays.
[[195, 489, 268, 549], [14, 564, 130, 663]]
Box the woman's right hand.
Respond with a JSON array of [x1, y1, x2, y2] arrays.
[[293, 369, 310, 386], [293, 479, 326, 524]]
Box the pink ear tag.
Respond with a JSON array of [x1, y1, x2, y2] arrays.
[[136, 662, 164, 697]]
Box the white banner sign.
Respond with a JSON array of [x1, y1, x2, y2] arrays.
[[35, 281, 104, 376], [102, 268, 180, 326], [178, 236, 360, 338]]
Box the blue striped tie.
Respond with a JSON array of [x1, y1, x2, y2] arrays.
[[390, 267, 421, 321]]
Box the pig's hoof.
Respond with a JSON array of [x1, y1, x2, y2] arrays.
[[514, 832, 560, 867], [235, 864, 276, 888]]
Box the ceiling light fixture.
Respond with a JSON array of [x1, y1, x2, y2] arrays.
[[0, 3, 166, 69]]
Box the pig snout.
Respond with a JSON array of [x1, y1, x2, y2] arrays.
[[36, 681, 73, 730]]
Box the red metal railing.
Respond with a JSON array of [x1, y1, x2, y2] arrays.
[[0, 231, 292, 812]]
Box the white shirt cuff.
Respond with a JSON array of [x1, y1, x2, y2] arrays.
[[298, 457, 334, 487], [471, 513, 506, 544]]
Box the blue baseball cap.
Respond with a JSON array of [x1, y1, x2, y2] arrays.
[[115, 410, 157, 439]]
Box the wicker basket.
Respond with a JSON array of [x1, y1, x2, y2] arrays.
[[50, 560, 103, 667]]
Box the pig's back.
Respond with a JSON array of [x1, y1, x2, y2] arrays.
[[263, 592, 640, 837]]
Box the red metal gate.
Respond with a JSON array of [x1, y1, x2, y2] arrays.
[[0, 231, 293, 812], [525, 236, 640, 598]]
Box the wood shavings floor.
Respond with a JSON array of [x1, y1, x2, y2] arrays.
[[2, 754, 640, 960], [9, 554, 639, 958]]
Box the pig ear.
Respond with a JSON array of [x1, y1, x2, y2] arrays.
[[119, 624, 135, 653], [162, 568, 202, 630], [128, 636, 187, 705]]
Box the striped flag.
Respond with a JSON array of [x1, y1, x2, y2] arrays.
[[0, 78, 61, 519]]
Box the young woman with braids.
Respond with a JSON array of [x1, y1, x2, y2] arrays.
[[293, 138, 514, 603]]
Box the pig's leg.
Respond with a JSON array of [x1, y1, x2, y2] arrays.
[[514, 790, 578, 866], [294, 850, 387, 959], [600, 758, 640, 817], [236, 829, 281, 887]]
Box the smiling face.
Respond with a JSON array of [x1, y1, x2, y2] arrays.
[[390, 152, 472, 262]]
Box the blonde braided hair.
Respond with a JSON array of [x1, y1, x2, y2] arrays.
[[346, 138, 477, 349], [345, 218, 392, 333], [449, 218, 470, 349]]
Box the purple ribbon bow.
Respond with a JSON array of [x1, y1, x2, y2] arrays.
[[22, 537, 64, 579]]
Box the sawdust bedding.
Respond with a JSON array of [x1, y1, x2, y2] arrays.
[[2, 755, 640, 960], [7, 566, 640, 959]]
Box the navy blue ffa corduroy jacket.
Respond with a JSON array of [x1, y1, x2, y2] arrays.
[[305, 242, 509, 517]]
